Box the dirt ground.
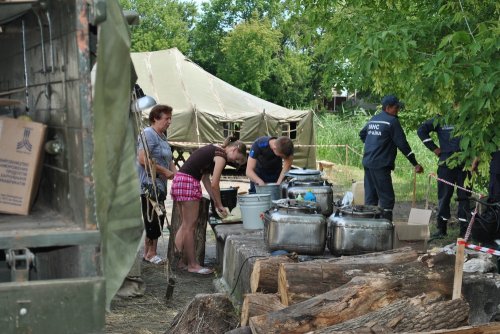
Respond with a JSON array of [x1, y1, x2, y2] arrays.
[[105, 179, 249, 334], [105, 178, 456, 334], [105, 232, 218, 334]]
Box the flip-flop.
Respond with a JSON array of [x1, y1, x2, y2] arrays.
[[147, 255, 165, 265], [188, 267, 213, 275]]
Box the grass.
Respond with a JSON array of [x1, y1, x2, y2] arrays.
[[315, 112, 440, 203]]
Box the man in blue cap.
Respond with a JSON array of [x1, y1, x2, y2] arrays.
[[360, 95, 424, 221], [417, 117, 471, 238]]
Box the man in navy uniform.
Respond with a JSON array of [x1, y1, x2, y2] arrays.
[[417, 117, 471, 238], [360, 95, 424, 221]]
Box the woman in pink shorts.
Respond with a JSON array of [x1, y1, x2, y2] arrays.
[[171, 136, 247, 274]]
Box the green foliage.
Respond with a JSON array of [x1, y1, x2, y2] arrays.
[[122, 0, 498, 179], [119, 0, 197, 53], [261, 48, 314, 108], [190, 0, 284, 74], [293, 0, 500, 165], [218, 17, 282, 96]]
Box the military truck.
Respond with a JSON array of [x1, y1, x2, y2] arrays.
[[0, 1, 142, 333]]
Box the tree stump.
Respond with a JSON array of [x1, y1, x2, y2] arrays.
[[167, 293, 239, 334], [250, 255, 298, 294], [167, 197, 209, 266]]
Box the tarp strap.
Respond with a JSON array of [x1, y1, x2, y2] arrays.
[[263, 109, 270, 136], [194, 105, 201, 146]]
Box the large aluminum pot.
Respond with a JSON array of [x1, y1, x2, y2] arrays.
[[264, 199, 326, 255], [285, 169, 322, 181], [327, 205, 393, 256]]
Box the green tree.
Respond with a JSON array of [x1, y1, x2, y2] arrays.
[[190, 0, 284, 74], [289, 0, 499, 165], [218, 17, 282, 97], [119, 0, 197, 53], [261, 48, 314, 108]]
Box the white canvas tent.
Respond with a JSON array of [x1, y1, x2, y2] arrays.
[[131, 48, 316, 168]]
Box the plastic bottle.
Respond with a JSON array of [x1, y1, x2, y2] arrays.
[[304, 190, 316, 202]]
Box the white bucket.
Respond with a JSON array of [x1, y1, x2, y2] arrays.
[[238, 194, 271, 229]]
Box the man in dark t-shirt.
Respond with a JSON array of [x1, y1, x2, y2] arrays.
[[246, 136, 294, 193]]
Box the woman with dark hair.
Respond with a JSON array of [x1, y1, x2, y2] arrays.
[[171, 137, 247, 274], [137, 104, 177, 264]]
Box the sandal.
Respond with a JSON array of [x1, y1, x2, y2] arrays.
[[188, 267, 213, 275], [147, 255, 166, 265]]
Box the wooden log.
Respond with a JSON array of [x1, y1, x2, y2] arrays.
[[168, 293, 239, 334], [167, 197, 209, 267], [278, 247, 420, 305], [309, 295, 469, 333], [400, 323, 500, 333], [250, 276, 403, 334], [250, 254, 457, 334], [308, 322, 500, 334], [241, 293, 285, 326], [225, 327, 253, 334], [250, 255, 298, 294]]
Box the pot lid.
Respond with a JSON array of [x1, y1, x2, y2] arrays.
[[286, 169, 321, 176], [273, 199, 320, 213], [340, 205, 382, 217]]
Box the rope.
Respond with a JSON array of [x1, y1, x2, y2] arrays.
[[428, 172, 486, 242], [457, 240, 500, 257], [428, 172, 484, 198]]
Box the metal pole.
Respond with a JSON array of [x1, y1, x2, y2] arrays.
[[21, 20, 29, 111]]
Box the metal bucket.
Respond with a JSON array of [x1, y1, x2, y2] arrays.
[[238, 194, 271, 229], [255, 183, 281, 201]]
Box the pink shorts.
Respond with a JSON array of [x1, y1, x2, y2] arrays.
[[171, 172, 203, 201]]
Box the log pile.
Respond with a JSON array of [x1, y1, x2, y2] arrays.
[[171, 247, 499, 334], [224, 247, 499, 333]]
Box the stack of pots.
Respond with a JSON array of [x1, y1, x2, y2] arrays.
[[281, 169, 334, 216]]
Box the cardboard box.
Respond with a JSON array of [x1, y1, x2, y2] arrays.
[[393, 208, 432, 252], [0, 117, 47, 215]]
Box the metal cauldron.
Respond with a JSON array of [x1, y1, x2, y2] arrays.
[[263, 199, 326, 255], [327, 205, 393, 255]]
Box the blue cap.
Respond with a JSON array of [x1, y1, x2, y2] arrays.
[[381, 95, 404, 109]]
